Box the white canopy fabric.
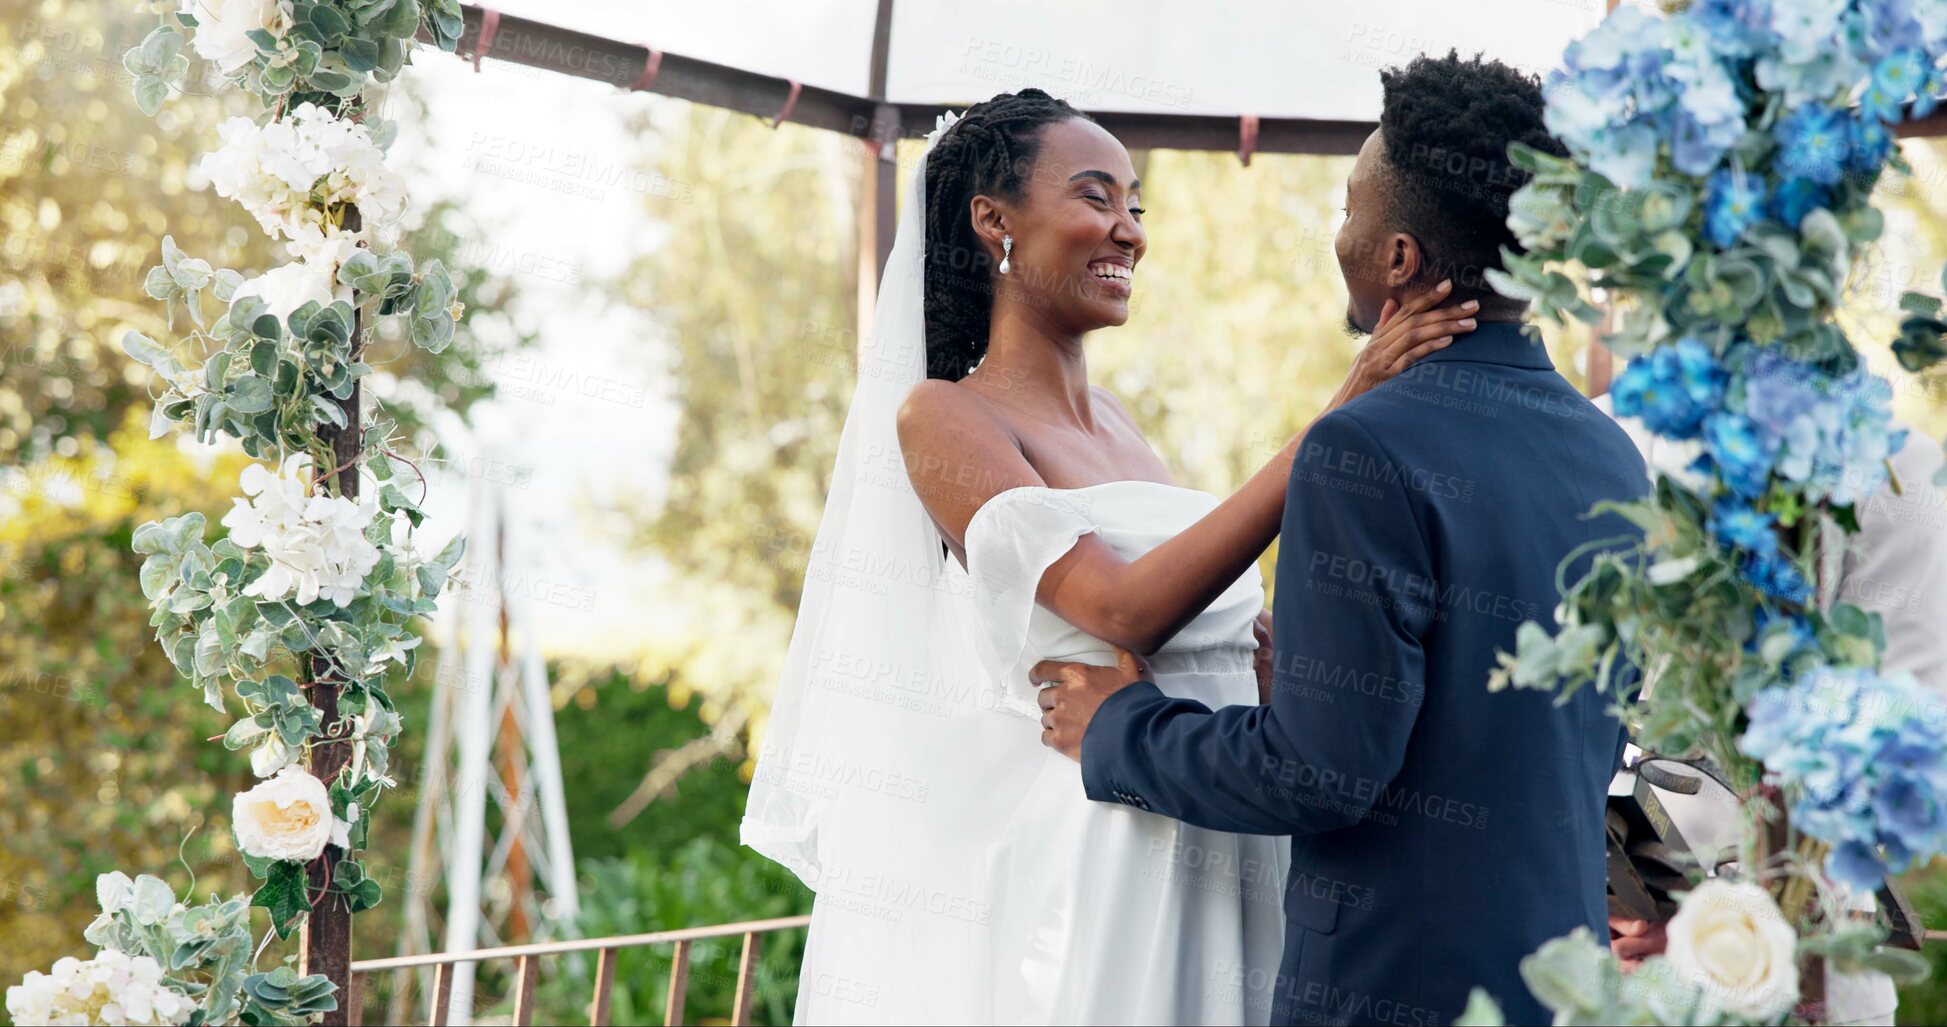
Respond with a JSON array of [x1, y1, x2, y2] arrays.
[[472, 0, 1602, 119]]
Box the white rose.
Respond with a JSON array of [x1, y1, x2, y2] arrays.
[[232, 767, 347, 862], [1664, 878, 1800, 1021], [180, 0, 291, 74]]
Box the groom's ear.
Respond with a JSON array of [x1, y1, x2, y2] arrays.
[[968, 194, 1009, 260], [1385, 232, 1424, 290]]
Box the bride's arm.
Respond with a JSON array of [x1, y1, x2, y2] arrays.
[[899, 285, 1477, 655]]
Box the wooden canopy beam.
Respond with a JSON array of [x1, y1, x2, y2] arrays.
[[434, 5, 1379, 156]]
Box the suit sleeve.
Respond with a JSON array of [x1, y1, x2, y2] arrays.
[[1080, 409, 1434, 835]]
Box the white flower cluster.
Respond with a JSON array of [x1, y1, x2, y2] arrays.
[[221, 453, 382, 606], [200, 102, 405, 264], [233, 767, 354, 861], [179, 0, 293, 74], [230, 235, 362, 325], [5, 948, 194, 1026]]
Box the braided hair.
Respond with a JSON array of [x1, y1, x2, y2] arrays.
[[923, 89, 1090, 380]]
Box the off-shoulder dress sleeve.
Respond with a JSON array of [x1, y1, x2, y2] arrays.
[[962, 486, 1096, 720]]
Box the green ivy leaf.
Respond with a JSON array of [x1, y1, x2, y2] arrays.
[[251, 861, 311, 940]]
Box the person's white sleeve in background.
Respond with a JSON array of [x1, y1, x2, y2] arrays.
[[1829, 425, 1947, 694]]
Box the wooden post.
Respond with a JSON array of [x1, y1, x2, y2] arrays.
[[855, 0, 900, 352], [299, 201, 361, 1024]]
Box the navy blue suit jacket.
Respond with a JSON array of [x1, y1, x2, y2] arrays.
[[1081, 324, 1647, 1026]]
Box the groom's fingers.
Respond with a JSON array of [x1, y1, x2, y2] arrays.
[[1030, 658, 1077, 687]]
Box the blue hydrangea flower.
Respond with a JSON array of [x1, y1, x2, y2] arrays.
[[1704, 411, 1777, 498], [1712, 499, 1779, 554], [1544, 8, 1683, 190], [1862, 49, 1928, 122], [1769, 177, 1830, 230], [1775, 104, 1851, 185], [1855, 1, 1934, 59], [1688, 0, 1775, 59], [1705, 168, 1767, 246], [1738, 349, 1908, 506], [1769, 0, 1849, 65], [1612, 337, 1728, 439], [1747, 550, 1816, 603], [1757, 2, 1868, 106], [1848, 112, 1895, 174], [1743, 666, 1947, 891], [1709, 499, 1814, 600], [1915, 64, 1947, 119]]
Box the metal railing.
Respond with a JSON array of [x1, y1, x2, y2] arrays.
[[347, 914, 813, 1026]]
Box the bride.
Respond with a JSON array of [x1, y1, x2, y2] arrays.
[[742, 88, 1478, 1024]]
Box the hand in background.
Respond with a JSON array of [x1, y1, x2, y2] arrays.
[[1610, 915, 1668, 971]]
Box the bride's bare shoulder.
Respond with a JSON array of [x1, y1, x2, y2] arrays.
[[896, 378, 1012, 450], [1088, 384, 1139, 424]]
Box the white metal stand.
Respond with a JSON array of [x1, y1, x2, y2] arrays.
[[390, 452, 581, 1025]]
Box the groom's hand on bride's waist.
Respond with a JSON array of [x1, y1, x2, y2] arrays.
[[1034, 648, 1152, 762]]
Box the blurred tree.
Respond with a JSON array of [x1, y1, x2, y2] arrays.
[[0, 0, 264, 464], [0, 411, 261, 986], [0, 1, 531, 466], [602, 102, 860, 770]]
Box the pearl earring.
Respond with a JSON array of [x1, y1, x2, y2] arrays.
[[999, 235, 1012, 275]]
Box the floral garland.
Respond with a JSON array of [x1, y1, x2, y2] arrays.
[[1463, 0, 1947, 1023], [8, 1, 466, 1023]]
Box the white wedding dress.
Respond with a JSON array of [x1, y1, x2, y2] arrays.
[[789, 482, 1289, 1025]]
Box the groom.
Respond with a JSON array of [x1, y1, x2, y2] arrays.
[[1036, 53, 1648, 1026]]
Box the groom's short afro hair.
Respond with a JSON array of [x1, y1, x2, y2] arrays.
[[1377, 51, 1566, 303]]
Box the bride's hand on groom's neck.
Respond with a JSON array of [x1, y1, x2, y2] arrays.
[[1328, 279, 1481, 412]]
